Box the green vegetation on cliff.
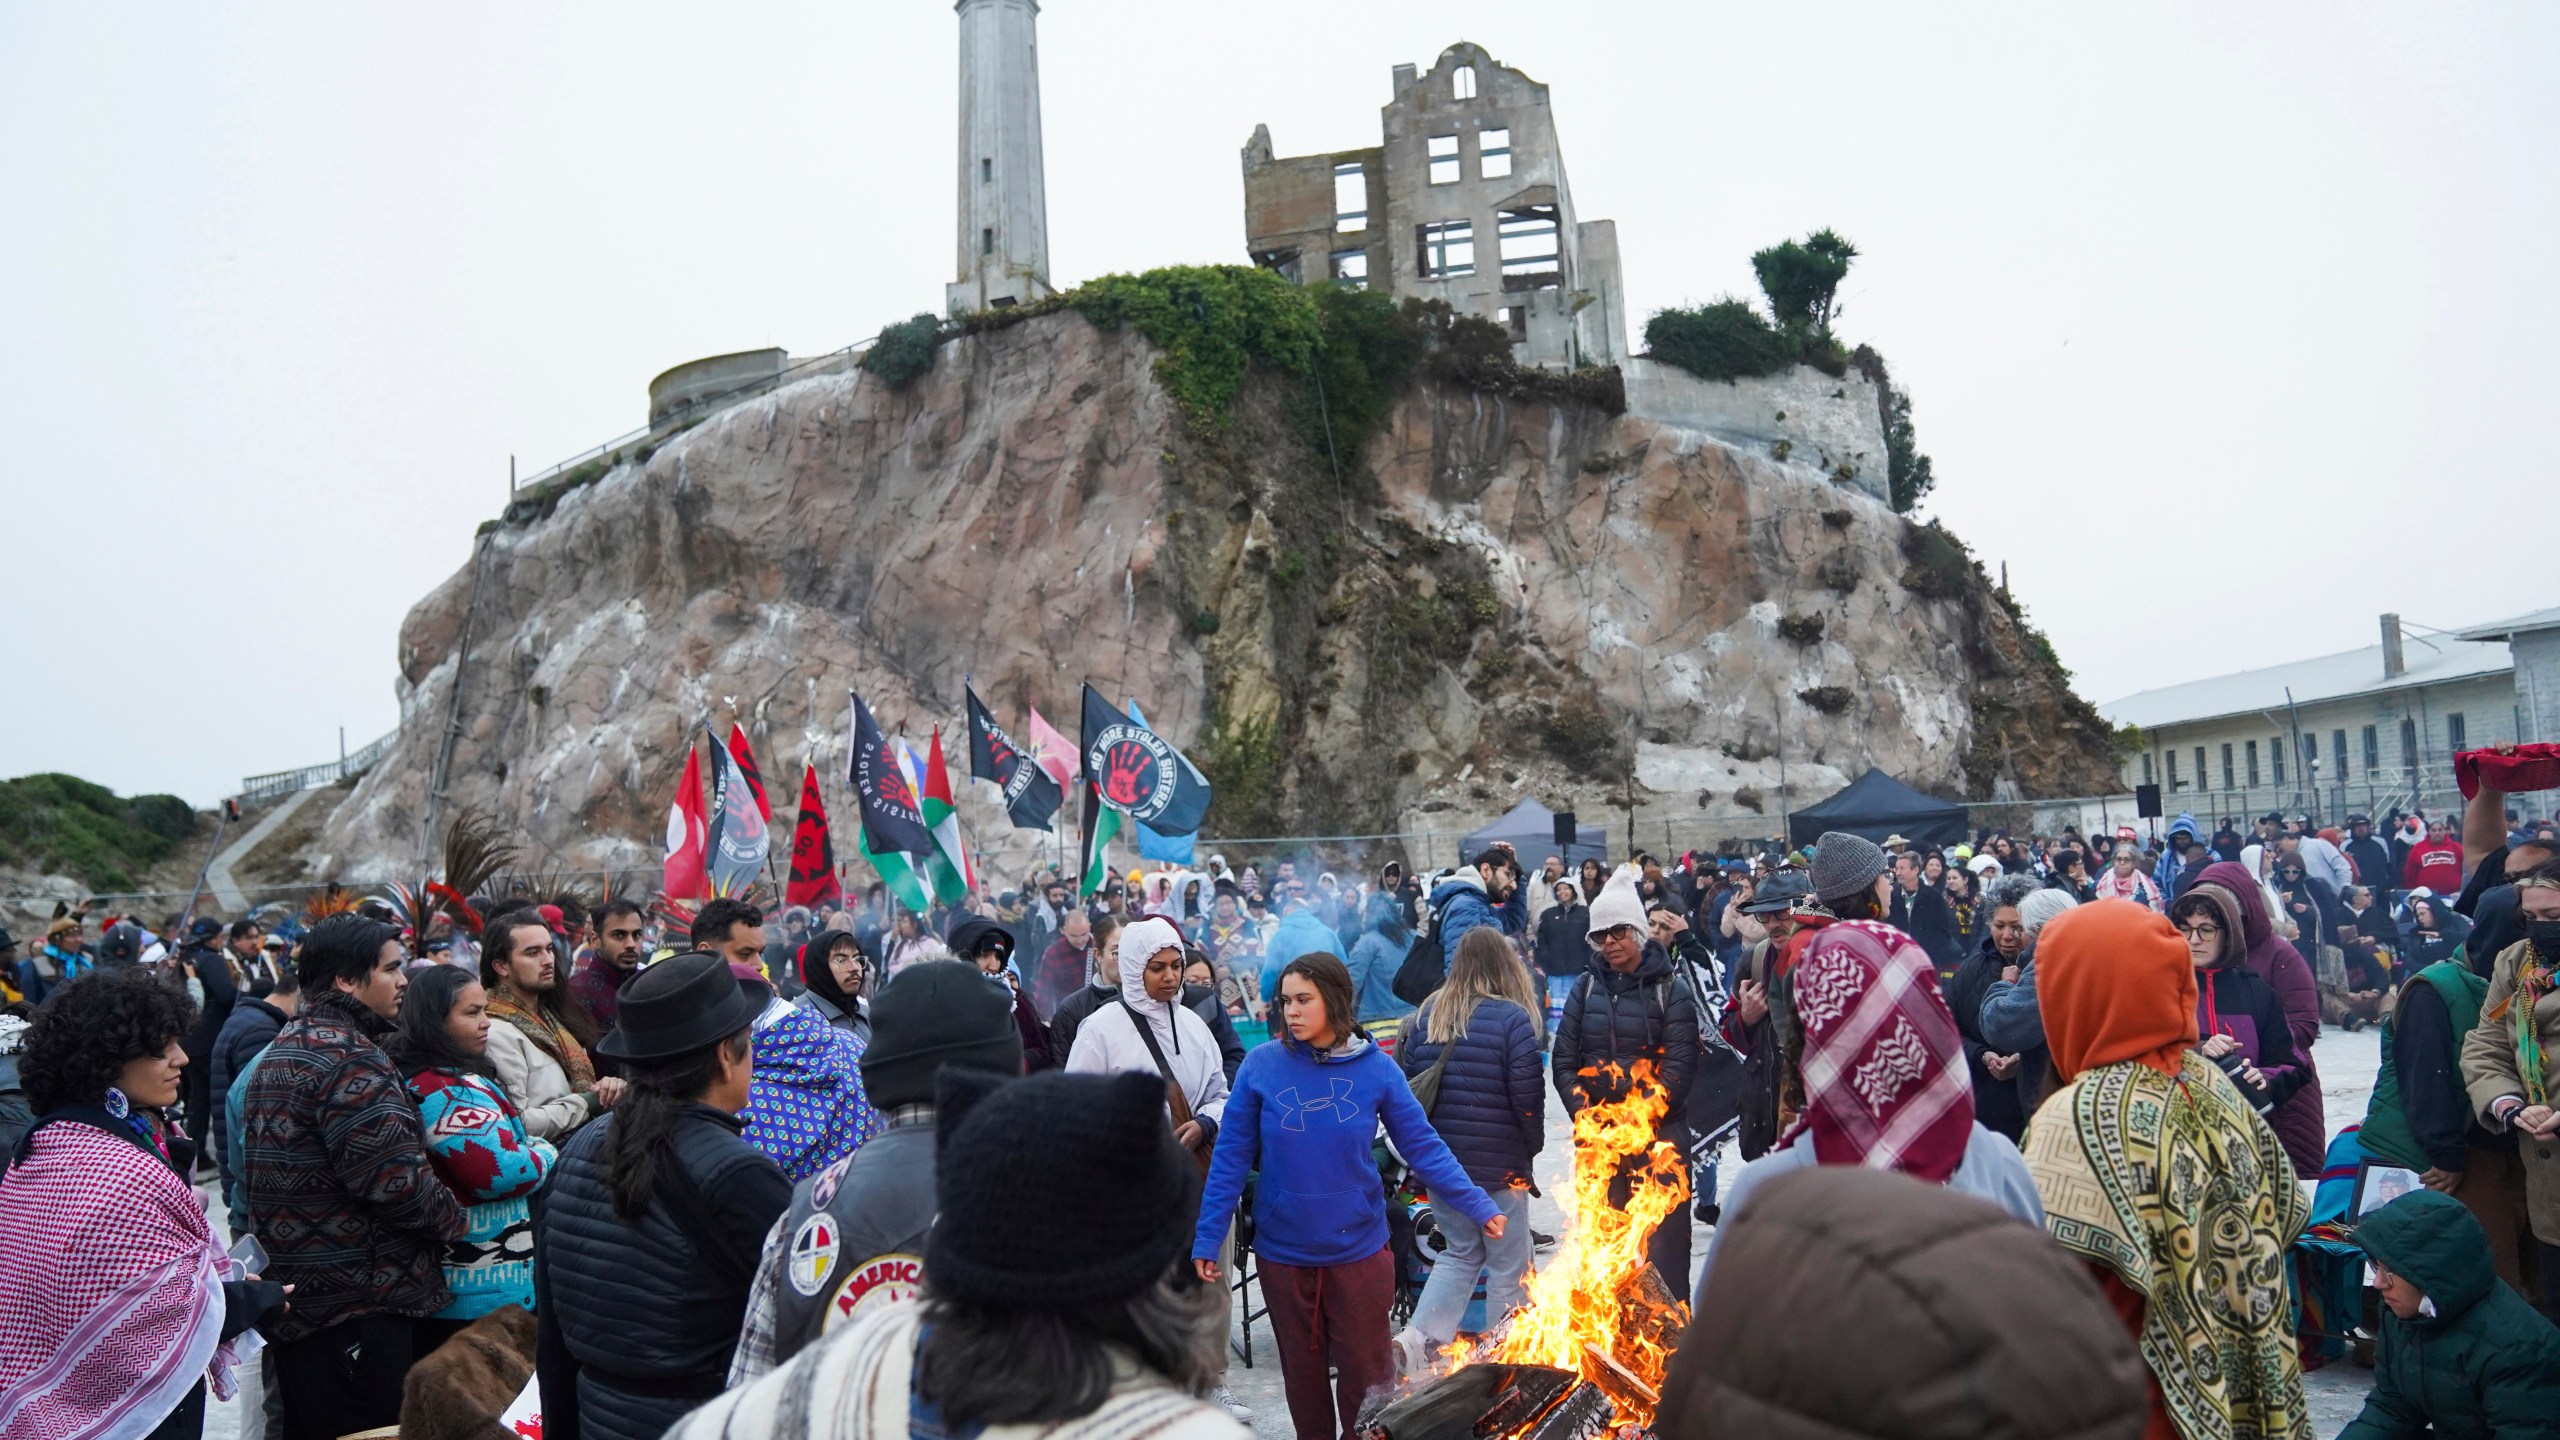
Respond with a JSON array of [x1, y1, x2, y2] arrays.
[[0, 774, 199, 891]]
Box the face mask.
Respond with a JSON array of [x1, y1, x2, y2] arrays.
[[2530, 917, 2560, 964]]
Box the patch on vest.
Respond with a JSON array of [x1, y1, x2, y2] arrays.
[[807, 1154, 854, 1209], [825, 1252, 923, 1332], [787, 1214, 841, 1296]]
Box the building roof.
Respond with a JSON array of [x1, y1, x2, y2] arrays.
[[2100, 634, 2513, 731], [2455, 606, 2560, 642]]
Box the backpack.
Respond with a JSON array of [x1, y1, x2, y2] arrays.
[[1390, 890, 1470, 1006]]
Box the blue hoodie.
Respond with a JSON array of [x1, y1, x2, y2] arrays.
[[1193, 1035, 1497, 1268], [1345, 893, 1415, 1023], [1259, 907, 1349, 1003], [2155, 813, 2199, 897]]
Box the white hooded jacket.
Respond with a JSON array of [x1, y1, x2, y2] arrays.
[[1063, 917, 1229, 1128]]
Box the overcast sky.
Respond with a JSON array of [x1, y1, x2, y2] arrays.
[[5, 2, 2553, 805]]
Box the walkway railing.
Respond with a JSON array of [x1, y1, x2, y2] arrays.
[[239, 730, 398, 805], [509, 337, 881, 496]]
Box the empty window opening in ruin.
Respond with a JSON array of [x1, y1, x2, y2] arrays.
[[1453, 65, 1477, 99], [1479, 127, 1512, 179], [1428, 134, 1461, 185], [1499, 205, 1561, 283], [981, 157, 993, 183], [1417, 219, 1474, 278], [981, 227, 995, 256], [1334, 163, 1367, 233], [1331, 249, 1369, 287], [1497, 304, 1527, 342], [1254, 248, 1305, 284]]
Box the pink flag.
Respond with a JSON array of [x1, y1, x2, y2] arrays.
[[1025, 706, 1075, 788]]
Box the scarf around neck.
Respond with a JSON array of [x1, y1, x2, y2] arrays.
[[486, 986, 597, 1092], [1780, 920, 1971, 1184]]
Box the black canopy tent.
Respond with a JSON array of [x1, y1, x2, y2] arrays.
[[1458, 798, 1610, 871], [1786, 768, 1968, 850]]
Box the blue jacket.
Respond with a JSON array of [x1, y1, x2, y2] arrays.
[[1193, 1037, 1496, 1268], [2155, 813, 2199, 896], [1346, 894, 1415, 1023], [1397, 997, 1543, 1188], [1260, 909, 1350, 1003], [1428, 874, 1524, 952]]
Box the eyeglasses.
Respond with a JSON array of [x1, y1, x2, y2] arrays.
[[2175, 923, 2223, 940], [1594, 924, 1641, 945]]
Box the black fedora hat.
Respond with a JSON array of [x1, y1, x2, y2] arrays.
[[1738, 870, 1813, 915], [596, 951, 769, 1061]]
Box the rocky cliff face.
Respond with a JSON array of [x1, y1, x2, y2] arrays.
[[314, 310, 2114, 878]]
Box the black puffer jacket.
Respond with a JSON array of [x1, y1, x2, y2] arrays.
[[537, 1104, 791, 1440], [1551, 942, 1699, 1128], [1534, 904, 1590, 981], [1399, 997, 1544, 1189], [1943, 931, 2026, 1142], [207, 996, 287, 1198]]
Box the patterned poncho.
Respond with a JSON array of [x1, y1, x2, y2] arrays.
[[2024, 1052, 2311, 1440], [0, 1117, 237, 1439], [744, 997, 883, 1181]]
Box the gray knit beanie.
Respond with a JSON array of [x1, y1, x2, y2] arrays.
[[1807, 831, 1890, 906]]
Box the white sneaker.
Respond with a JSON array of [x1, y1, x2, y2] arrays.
[[1214, 1383, 1252, 1421], [1391, 1327, 1432, 1379]]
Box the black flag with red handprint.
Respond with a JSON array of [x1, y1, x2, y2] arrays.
[[966, 684, 1062, 832], [784, 762, 843, 908], [1079, 682, 1211, 835]]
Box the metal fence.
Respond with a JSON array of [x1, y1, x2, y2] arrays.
[[509, 339, 878, 497], [238, 730, 399, 806]]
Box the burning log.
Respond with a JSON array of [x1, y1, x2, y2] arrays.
[[1353, 1363, 1617, 1440]]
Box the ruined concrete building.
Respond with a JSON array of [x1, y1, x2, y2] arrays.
[[946, 0, 1053, 315], [1243, 42, 1627, 372]]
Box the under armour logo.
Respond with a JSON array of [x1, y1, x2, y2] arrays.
[[1275, 1079, 1356, 1132]]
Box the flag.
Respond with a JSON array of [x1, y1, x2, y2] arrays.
[[920, 728, 975, 904], [784, 763, 843, 909], [1025, 706, 1075, 788], [846, 692, 932, 912], [966, 685, 1063, 831], [1128, 700, 1200, 865], [1079, 784, 1123, 899], [1079, 683, 1212, 833], [705, 725, 771, 897], [726, 723, 773, 823], [662, 740, 710, 900]]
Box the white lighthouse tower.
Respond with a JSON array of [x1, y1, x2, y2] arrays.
[[946, 0, 1053, 316]]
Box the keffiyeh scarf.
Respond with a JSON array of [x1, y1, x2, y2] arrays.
[[1780, 919, 1973, 1183], [0, 1119, 237, 1440]]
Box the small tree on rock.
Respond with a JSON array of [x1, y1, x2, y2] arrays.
[[1750, 229, 1858, 340]]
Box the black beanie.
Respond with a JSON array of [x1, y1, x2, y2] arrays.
[[859, 959, 1022, 1109], [926, 1069, 1197, 1308]]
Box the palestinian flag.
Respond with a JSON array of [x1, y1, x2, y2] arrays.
[[845, 691, 931, 912], [726, 723, 774, 822], [921, 727, 975, 905], [1079, 784, 1123, 900], [784, 762, 843, 909]]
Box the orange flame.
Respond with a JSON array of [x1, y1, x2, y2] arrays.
[[1447, 1060, 1689, 1429]]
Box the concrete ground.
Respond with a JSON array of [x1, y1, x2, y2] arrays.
[[199, 1026, 2389, 1440]]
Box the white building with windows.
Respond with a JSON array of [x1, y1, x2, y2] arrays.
[[1239, 41, 1627, 371], [2100, 613, 2537, 825]]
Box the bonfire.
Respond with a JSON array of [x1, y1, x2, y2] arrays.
[[1364, 1061, 1690, 1439]]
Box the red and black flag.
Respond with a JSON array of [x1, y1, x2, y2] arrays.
[[725, 723, 773, 823], [966, 684, 1063, 832], [784, 763, 844, 909], [1080, 682, 1212, 835]]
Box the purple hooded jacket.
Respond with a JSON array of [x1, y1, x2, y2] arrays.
[[2198, 860, 2326, 1176]]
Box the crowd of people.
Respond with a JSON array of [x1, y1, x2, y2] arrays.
[[2, 758, 2559, 1440]]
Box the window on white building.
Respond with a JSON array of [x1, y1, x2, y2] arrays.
[[1417, 219, 1474, 277], [1334, 163, 1367, 234], [2447, 712, 2467, 757], [2245, 739, 2260, 788], [2221, 744, 2235, 791], [1479, 127, 1512, 179], [2271, 738, 2285, 786], [2362, 725, 2380, 776], [1428, 134, 1461, 185]]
